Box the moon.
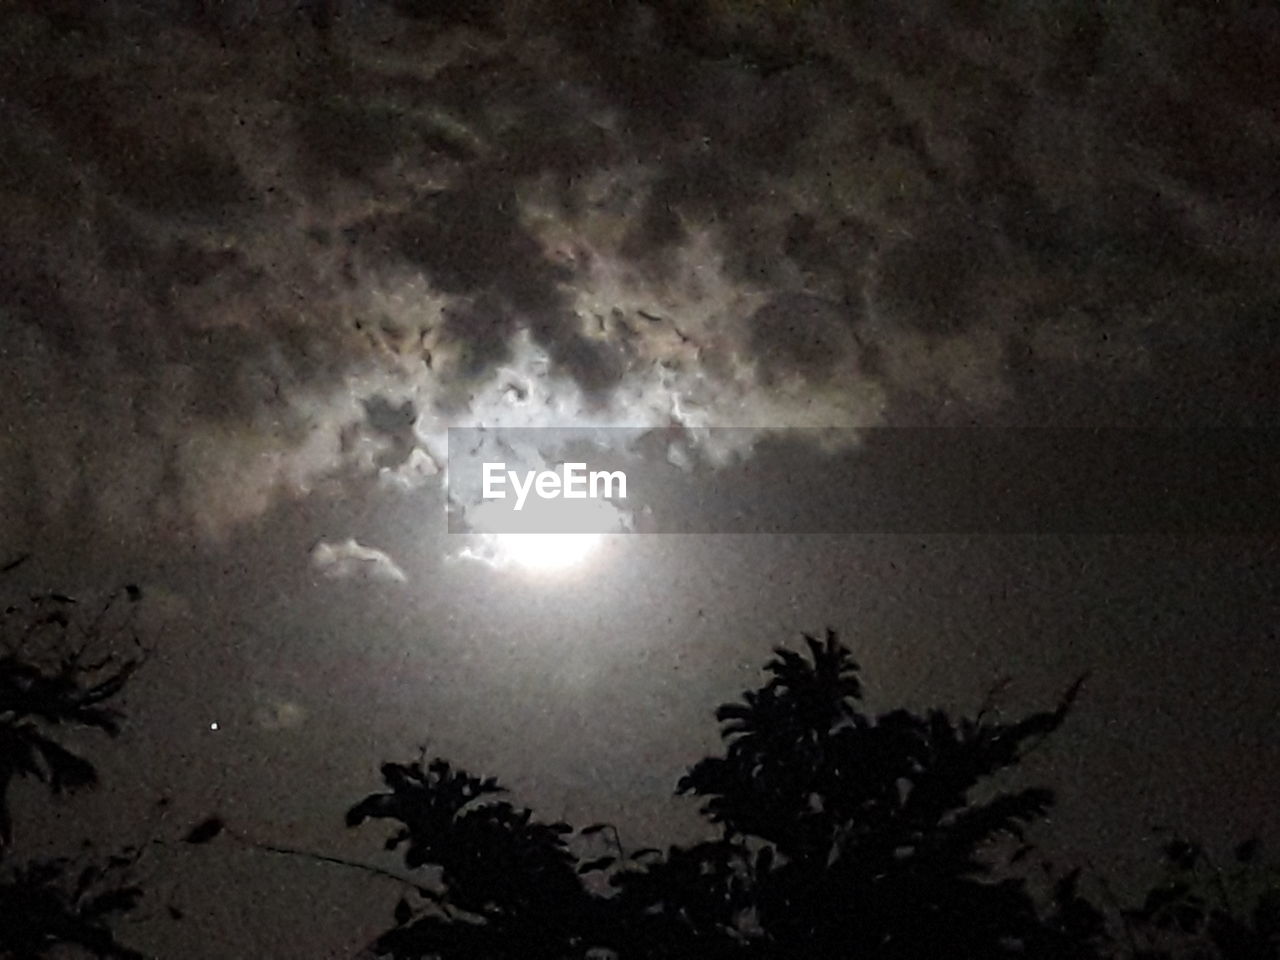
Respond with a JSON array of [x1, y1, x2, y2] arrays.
[[454, 479, 627, 574], [491, 533, 602, 572]]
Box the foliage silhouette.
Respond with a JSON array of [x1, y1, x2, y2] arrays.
[[0, 584, 147, 959], [347, 756, 600, 959], [0, 847, 145, 960], [1119, 833, 1280, 960], [344, 629, 1107, 959]]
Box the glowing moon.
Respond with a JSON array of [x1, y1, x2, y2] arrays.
[[455, 477, 626, 573], [491, 533, 601, 571], [456, 532, 604, 573]]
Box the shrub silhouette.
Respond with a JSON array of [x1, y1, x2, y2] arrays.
[[0, 582, 147, 959]]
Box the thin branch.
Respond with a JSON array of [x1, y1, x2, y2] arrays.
[[975, 675, 1012, 725], [0, 554, 30, 575], [612, 824, 627, 860], [227, 829, 445, 903]]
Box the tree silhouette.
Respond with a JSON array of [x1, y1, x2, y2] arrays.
[[0, 582, 147, 959], [345, 629, 1106, 959]]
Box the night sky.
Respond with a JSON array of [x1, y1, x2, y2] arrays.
[[2, 2, 1278, 957]]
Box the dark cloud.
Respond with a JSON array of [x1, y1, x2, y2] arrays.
[[2, 0, 1277, 545], [385, 184, 569, 315], [870, 216, 1007, 338], [748, 293, 860, 385]]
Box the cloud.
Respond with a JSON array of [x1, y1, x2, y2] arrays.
[[252, 698, 308, 732], [310, 538, 408, 584], [1, 2, 1276, 548]]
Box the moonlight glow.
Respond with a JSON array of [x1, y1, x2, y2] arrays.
[[455, 475, 628, 572], [491, 533, 602, 571], [456, 531, 603, 573]]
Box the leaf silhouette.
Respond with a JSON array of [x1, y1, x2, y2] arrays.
[[1235, 836, 1261, 864], [1162, 839, 1200, 871], [183, 818, 225, 844]]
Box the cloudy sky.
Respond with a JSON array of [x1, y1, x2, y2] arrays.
[[2, 1, 1278, 956]]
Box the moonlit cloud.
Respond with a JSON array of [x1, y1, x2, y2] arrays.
[[311, 539, 408, 585], [2, 2, 1275, 552]]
